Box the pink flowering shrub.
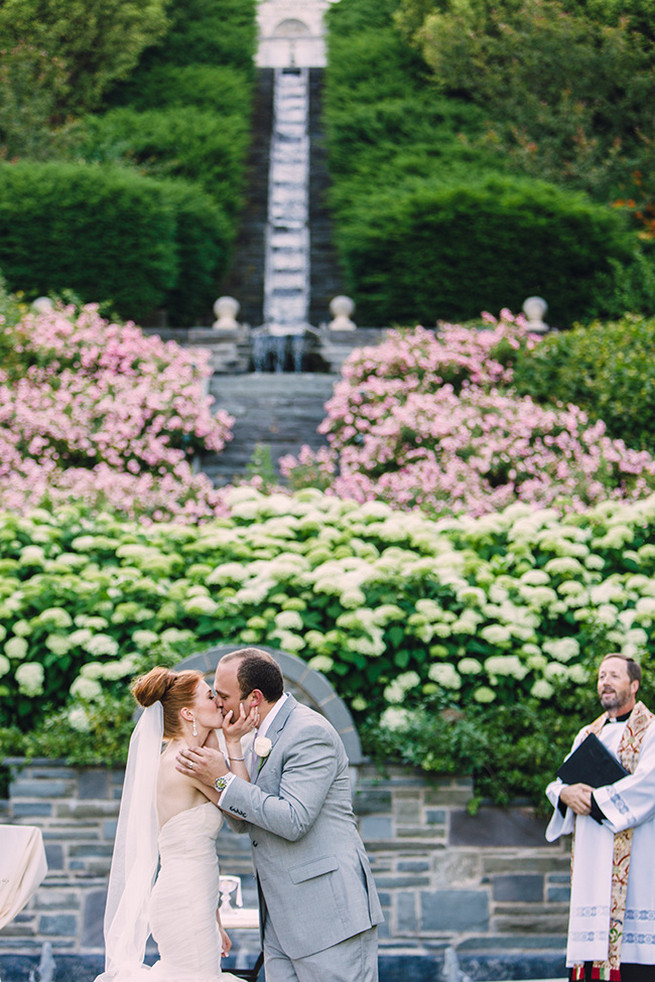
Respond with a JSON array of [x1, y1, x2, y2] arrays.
[[281, 313, 655, 516], [0, 303, 234, 521], [320, 313, 530, 449]]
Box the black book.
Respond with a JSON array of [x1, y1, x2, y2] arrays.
[[557, 732, 629, 788]]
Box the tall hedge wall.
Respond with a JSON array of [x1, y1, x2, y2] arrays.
[[0, 162, 228, 323], [0, 0, 257, 325], [339, 175, 634, 326]]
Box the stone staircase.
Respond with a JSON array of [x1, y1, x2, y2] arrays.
[[218, 68, 343, 330], [263, 67, 310, 332], [200, 372, 336, 485], [308, 67, 344, 326], [218, 69, 274, 328]]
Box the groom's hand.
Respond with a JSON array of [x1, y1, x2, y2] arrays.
[[176, 746, 229, 785]]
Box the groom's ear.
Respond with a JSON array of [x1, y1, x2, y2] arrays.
[[249, 689, 264, 707]]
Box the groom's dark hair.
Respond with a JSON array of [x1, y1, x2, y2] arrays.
[[224, 648, 284, 703]]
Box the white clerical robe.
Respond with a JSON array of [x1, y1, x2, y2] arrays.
[[546, 719, 655, 967]]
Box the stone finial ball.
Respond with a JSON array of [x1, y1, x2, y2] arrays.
[[329, 295, 355, 319], [32, 297, 55, 314], [214, 296, 240, 320], [522, 296, 547, 320]]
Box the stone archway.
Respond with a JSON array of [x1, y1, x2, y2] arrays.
[[256, 0, 330, 68], [175, 644, 363, 765], [273, 18, 310, 37]]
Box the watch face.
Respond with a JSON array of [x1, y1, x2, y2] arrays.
[[215, 776, 228, 791]]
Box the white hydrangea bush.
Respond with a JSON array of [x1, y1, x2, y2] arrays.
[[0, 490, 654, 746]]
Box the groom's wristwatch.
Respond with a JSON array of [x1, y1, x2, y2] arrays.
[[214, 775, 230, 792]]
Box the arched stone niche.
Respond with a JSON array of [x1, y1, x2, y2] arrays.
[[175, 644, 363, 765], [256, 0, 331, 67], [273, 18, 310, 36]]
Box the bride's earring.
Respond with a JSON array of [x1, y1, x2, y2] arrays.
[[192, 717, 198, 737]]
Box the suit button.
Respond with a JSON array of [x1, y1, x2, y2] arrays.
[[252, 841, 258, 847]]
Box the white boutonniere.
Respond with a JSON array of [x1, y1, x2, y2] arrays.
[[254, 736, 272, 759]]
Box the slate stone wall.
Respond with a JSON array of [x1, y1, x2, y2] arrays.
[[1, 758, 570, 978]]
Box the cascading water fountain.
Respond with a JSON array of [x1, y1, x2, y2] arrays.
[[255, 65, 311, 372]]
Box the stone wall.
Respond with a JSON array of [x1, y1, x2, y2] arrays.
[[1, 759, 570, 980], [357, 767, 570, 979]]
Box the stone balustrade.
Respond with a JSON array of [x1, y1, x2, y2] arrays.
[[1, 758, 570, 980]]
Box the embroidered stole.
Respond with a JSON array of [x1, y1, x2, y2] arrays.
[[570, 701, 654, 982]]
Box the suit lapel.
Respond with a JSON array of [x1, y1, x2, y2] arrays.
[[253, 694, 296, 782]]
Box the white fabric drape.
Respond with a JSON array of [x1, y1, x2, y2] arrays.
[[0, 824, 47, 929]]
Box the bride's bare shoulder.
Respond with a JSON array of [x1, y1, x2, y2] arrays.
[[156, 742, 198, 813]]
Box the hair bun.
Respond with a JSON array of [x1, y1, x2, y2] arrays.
[[132, 667, 175, 707]]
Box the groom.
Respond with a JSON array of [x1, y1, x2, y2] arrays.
[[176, 647, 382, 982]]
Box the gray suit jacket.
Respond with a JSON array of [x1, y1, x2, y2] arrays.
[[219, 695, 383, 959]]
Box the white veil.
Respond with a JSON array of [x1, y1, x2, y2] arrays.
[[96, 702, 163, 982]]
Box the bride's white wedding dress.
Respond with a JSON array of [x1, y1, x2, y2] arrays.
[[148, 802, 242, 982], [96, 706, 247, 982]]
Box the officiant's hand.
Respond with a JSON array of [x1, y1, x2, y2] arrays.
[[176, 745, 228, 785], [560, 783, 593, 815]]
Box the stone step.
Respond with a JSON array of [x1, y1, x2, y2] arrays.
[[201, 372, 335, 485]]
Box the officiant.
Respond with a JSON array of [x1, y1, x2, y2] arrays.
[[546, 653, 655, 982]]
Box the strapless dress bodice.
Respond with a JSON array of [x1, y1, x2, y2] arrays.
[[158, 801, 223, 856]]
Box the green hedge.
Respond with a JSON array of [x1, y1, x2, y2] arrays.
[[1, 0, 257, 325], [325, 97, 489, 184], [110, 64, 253, 114], [0, 161, 230, 322], [512, 314, 655, 453], [132, 0, 257, 73], [158, 179, 231, 325], [72, 107, 250, 220], [337, 174, 634, 326]]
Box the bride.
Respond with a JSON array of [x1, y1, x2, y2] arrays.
[[95, 666, 258, 982]]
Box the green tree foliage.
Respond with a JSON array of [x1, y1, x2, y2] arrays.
[[323, 0, 652, 324], [107, 64, 252, 115], [562, 0, 655, 38], [395, 0, 655, 204], [0, 0, 256, 324], [112, 0, 257, 94], [69, 106, 250, 220], [512, 314, 655, 454], [0, 0, 169, 114], [325, 0, 401, 35], [0, 41, 68, 159]]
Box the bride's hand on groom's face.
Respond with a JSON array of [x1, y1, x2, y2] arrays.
[[175, 745, 227, 785], [222, 702, 259, 743]]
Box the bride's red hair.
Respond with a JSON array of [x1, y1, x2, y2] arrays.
[[132, 666, 203, 739]]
